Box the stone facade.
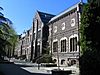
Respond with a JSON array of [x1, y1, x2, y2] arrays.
[[14, 29, 32, 61], [15, 2, 82, 65], [15, 11, 54, 61], [33, 11, 54, 60], [48, 2, 82, 66]]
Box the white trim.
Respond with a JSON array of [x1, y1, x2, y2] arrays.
[[61, 22, 65, 30], [49, 2, 81, 22], [41, 22, 44, 27], [54, 26, 57, 33], [38, 28, 41, 31], [77, 4, 79, 12], [53, 39, 58, 43], [60, 37, 67, 41], [69, 34, 79, 52], [71, 18, 75, 27]]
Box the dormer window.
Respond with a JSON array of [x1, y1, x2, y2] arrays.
[[71, 18, 75, 27], [61, 22, 65, 30]]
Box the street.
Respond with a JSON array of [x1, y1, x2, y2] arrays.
[[0, 63, 51, 75], [0, 58, 79, 75]]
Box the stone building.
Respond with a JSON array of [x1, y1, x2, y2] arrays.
[[21, 29, 32, 61], [14, 28, 32, 61], [32, 11, 55, 60], [15, 11, 54, 61], [48, 2, 82, 66], [14, 35, 22, 57], [15, 2, 83, 66]]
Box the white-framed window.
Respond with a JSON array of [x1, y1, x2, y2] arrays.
[[70, 37, 77, 52], [69, 34, 78, 52], [61, 39, 66, 52], [60, 37, 68, 52], [71, 18, 75, 27], [61, 22, 65, 30], [54, 26, 57, 33]]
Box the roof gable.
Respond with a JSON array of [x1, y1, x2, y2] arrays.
[[37, 11, 55, 24]]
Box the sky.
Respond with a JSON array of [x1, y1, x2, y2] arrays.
[[0, 0, 87, 35]]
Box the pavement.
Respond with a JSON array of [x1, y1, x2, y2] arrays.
[[0, 63, 50, 75], [0, 58, 79, 75], [21, 66, 79, 75], [14, 61, 79, 75]]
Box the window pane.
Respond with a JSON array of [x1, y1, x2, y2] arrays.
[[70, 37, 77, 52], [74, 37, 77, 51], [53, 41, 58, 52], [61, 39, 66, 52], [70, 38, 73, 52]]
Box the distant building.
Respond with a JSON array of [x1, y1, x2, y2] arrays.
[[14, 35, 22, 57], [15, 11, 54, 61], [15, 2, 83, 66]]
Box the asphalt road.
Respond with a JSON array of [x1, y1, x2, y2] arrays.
[[0, 63, 51, 75]]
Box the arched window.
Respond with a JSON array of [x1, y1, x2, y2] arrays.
[[71, 60, 76, 65], [53, 59, 57, 63], [70, 37, 77, 52], [61, 59, 65, 65], [53, 41, 58, 52], [60, 37, 68, 52], [61, 39, 66, 52]]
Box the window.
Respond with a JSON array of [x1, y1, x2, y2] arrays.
[[37, 30, 41, 39], [71, 18, 75, 27], [61, 39, 66, 52], [70, 37, 77, 52], [53, 59, 57, 63], [54, 26, 57, 33], [71, 60, 76, 65], [61, 59, 65, 65], [53, 41, 58, 52], [61, 22, 65, 30]]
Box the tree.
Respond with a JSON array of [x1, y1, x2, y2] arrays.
[[80, 0, 100, 75], [0, 7, 18, 59]]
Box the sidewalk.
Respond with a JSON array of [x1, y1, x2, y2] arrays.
[[14, 60, 79, 75], [22, 66, 79, 75]]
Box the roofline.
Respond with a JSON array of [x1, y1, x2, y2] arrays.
[[49, 2, 82, 23]]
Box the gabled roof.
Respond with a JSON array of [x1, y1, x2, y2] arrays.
[[49, 2, 83, 23], [37, 11, 55, 24]]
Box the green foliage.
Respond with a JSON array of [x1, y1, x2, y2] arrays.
[[0, 7, 18, 59], [36, 54, 52, 63], [80, 0, 100, 75], [80, 1, 100, 54], [88, 0, 100, 6], [35, 45, 53, 63]]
